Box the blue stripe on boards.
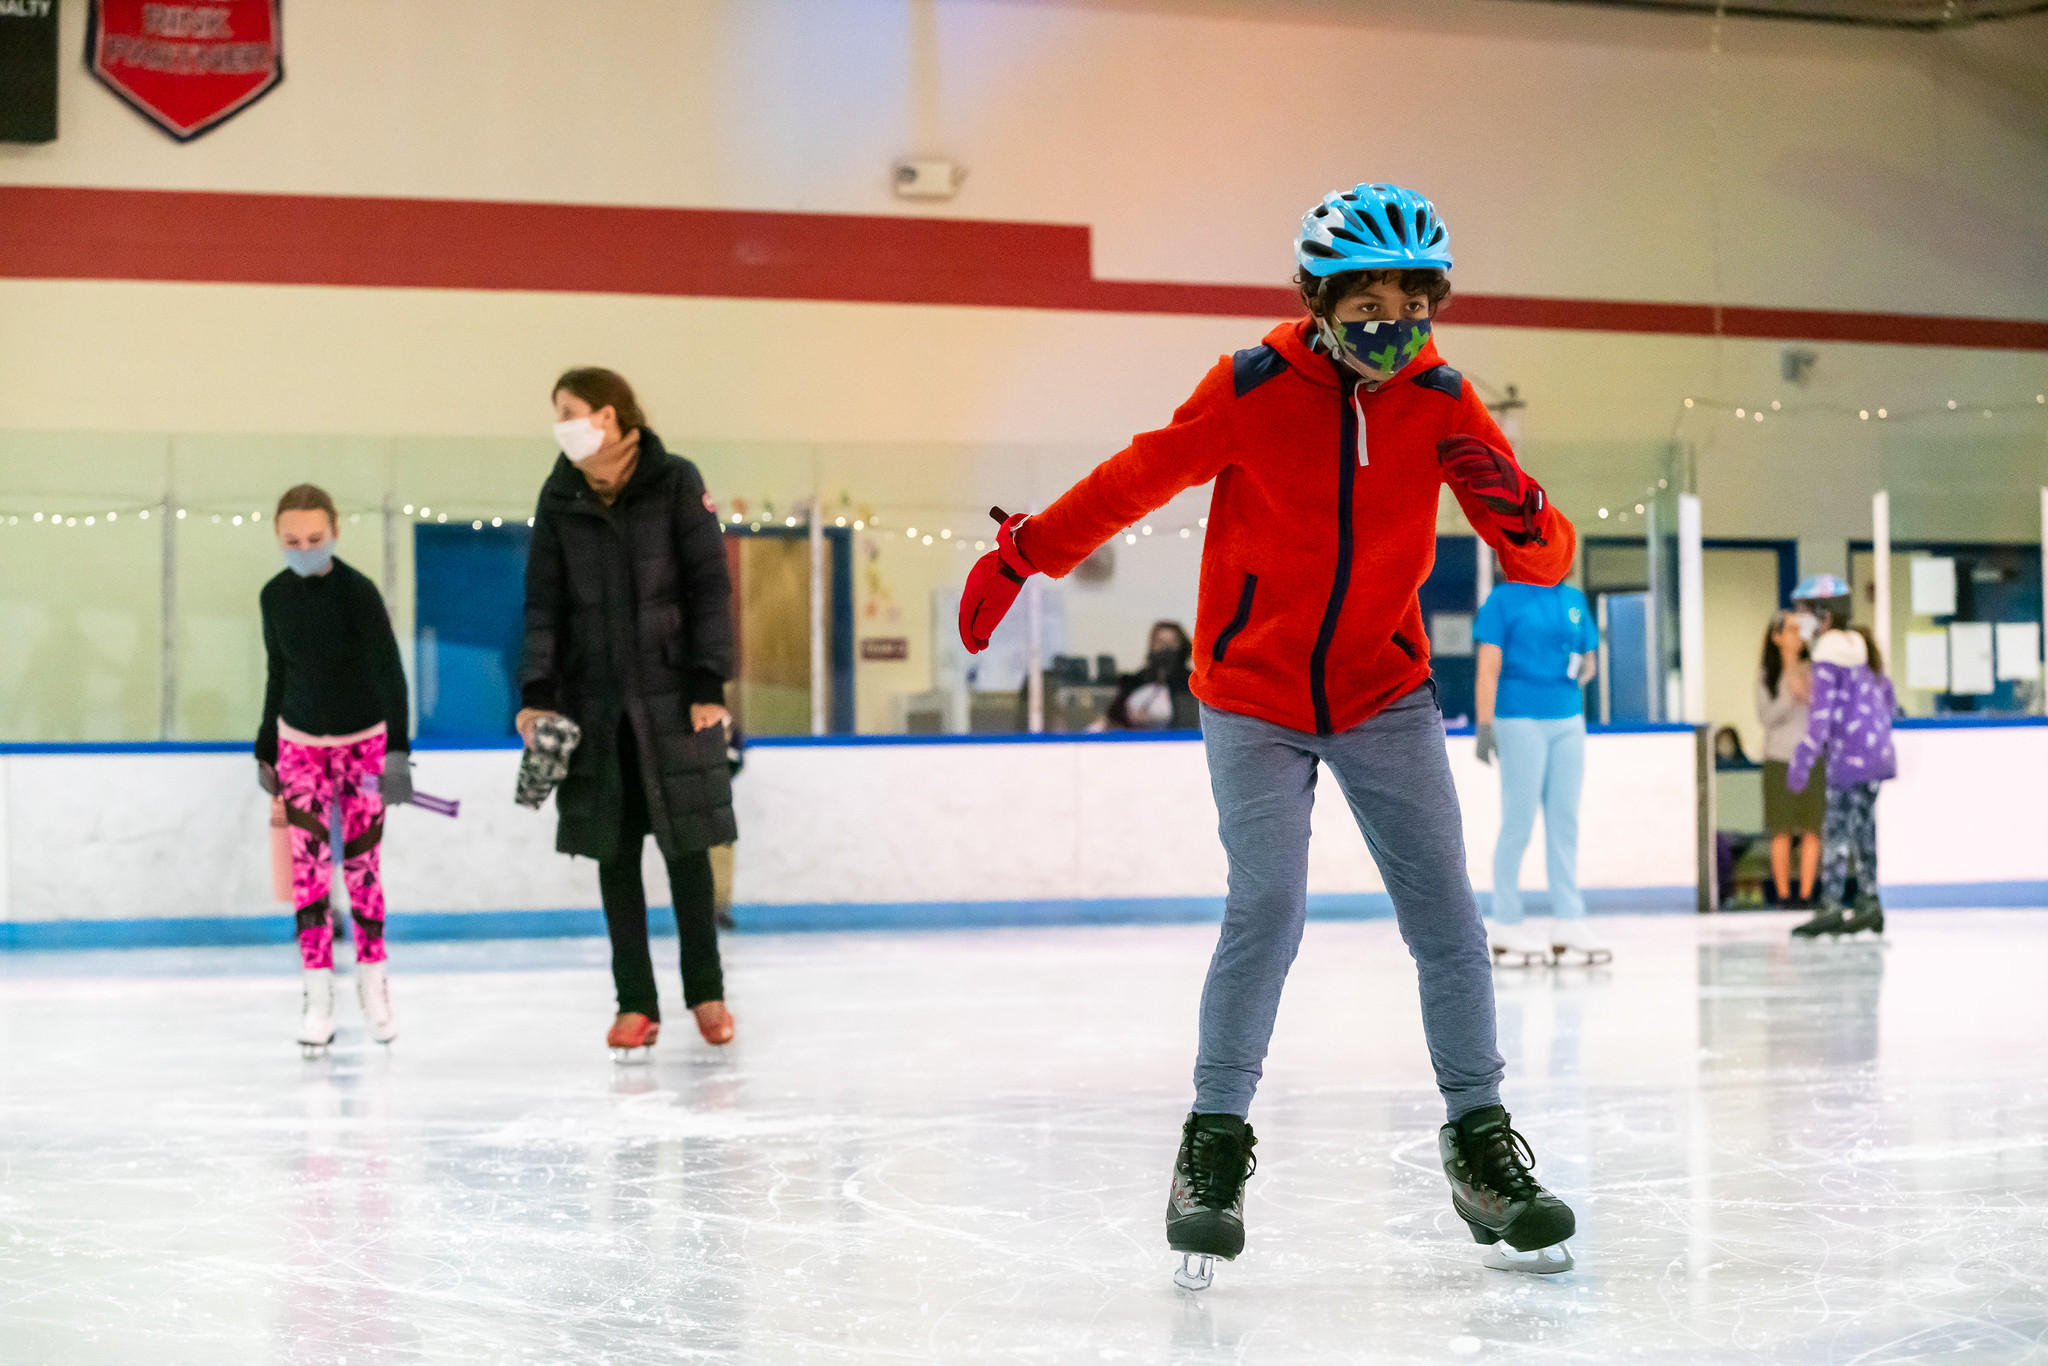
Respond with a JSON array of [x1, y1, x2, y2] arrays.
[[24, 716, 2028, 757], [2, 890, 1704, 950], [1880, 881, 2048, 908]]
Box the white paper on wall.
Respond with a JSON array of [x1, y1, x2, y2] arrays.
[[1910, 557, 1957, 616], [1430, 612, 1475, 656], [1995, 622, 2043, 681], [1904, 631, 1950, 692], [1948, 622, 1995, 695]]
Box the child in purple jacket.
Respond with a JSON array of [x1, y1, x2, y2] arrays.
[[1787, 595, 1896, 938]]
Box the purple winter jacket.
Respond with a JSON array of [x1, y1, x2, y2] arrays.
[[1788, 629, 1897, 793]]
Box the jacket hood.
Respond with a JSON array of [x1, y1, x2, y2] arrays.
[[541, 427, 672, 505], [1265, 317, 1447, 391]]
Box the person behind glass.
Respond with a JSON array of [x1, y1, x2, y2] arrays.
[[1100, 620, 1199, 730], [514, 368, 739, 1055], [256, 484, 411, 1055], [1757, 609, 1823, 908], [1711, 727, 1756, 770], [1472, 578, 1607, 965]]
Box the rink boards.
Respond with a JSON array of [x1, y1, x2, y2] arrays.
[[0, 719, 2042, 946]]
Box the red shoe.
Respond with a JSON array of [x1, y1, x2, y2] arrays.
[[693, 1001, 735, 1046], [607, 1012, 659, 1062]]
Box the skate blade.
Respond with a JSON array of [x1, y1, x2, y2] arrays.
[[298, 1041, 332, 1060], [1172, 1252, 1216, 1292], [1482, 1242, 1572, 1274], [610, 1046, 654, 1065], [1553, 949, 1613, 965]]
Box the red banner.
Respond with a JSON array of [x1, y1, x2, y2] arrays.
[[86, 0, 282, 142]]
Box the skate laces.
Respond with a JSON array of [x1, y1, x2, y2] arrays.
[[1469, 1120, 1540, 1198], [1183, 1119, 1257, 1207]]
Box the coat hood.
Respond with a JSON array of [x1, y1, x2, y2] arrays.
[[1264, 316, 1449, 392]]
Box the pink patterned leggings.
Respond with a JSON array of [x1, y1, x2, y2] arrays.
[[277, 733, 388, 970]]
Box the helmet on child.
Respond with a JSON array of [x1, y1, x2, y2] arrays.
[[1791, 573, 1850, 601], [1296, 184, 1453, 277], [1791, 573, 1853, 628]]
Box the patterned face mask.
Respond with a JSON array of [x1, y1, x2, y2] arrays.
[[1318, 315, 1431, 377]]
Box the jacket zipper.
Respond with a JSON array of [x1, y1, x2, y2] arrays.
[[1212, 573, 1259, 662], [1306, 377, 1360, 735]]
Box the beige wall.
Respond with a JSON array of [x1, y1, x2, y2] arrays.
[[2, 0, 2045, 738], [7, 0, 2044, 313], [1701, 547, 1784, 757]]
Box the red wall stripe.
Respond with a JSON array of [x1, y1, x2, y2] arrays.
[[5, 185, 2044, 351]]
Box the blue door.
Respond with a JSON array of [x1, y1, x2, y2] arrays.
[[415, 524, 531, 740], [1420, 536, 1481, 724], [1601, 591, 1654, 723]]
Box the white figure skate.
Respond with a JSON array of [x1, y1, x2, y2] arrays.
[[1546, 918, 1613, 965], [298, 968, 336, 1058], [356, 960, 398, 1044], [1485, 920, 1551, 967]]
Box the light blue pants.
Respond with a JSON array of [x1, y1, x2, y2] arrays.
[[1491, 715, 1587, 924], [1196, 690, 1504, 1121]]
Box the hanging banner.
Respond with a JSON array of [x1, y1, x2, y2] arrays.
[[86, 0, 283, 142]]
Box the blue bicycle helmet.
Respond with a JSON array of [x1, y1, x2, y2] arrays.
[[1296, 184, 1453, 277], [1792, 573, 1851, 602]]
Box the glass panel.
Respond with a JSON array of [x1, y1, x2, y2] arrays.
[[16, 430, 1835, 741], [0, 432, 170, 741]]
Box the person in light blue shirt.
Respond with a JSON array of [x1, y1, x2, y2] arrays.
[[1473, 580, 1607, 965]]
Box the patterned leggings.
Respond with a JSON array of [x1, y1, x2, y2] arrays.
[[277, 733, 388, 969], [1820, 781, 1880, 907]]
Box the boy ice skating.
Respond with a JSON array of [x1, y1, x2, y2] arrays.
[[1785, 574, 1896, 938], [256, 484, 414, 1056], [958, 184, 1581, 1286]]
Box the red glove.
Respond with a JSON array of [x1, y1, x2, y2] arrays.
[[1438, 435, 1548, 547], [958, 507, 1038, 654]]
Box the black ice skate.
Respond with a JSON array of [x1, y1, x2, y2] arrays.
[[1791, 902, 1849, 938], [1439, 1105, 1575, 1274], [1841, 894, 1885, 936], [1165, 1112, 1256, 1291]]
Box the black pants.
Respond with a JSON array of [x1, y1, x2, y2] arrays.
[[599, 717, 724, 1018]]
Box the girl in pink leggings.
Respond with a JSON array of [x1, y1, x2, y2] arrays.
[[256, 484, 413, 1055]]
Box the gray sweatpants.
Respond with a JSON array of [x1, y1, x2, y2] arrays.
[[1195, 688, 1505, 1121]]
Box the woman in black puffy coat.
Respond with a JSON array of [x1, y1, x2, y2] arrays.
[[516, 367, 738, 1053]]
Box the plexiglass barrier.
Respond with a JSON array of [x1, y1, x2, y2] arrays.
[[6, 420, 2042, 742], [0, 433, 1214, 741]]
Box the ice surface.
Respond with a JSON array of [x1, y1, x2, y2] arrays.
[[4, 912, 2048, 1364]]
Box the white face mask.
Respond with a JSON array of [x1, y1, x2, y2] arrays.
[[553, 417, 606, 463], [1792, 612, 1819, 642]]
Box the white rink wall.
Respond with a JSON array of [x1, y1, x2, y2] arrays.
[[0, 720, 2041, 941]]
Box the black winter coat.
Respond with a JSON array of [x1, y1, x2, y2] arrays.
[[519, 430, 738, 860]]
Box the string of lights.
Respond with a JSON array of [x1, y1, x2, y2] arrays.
[[0, 501, 541, 531], [16, 389, 2038, 538], [1581, 388, 2048, 528], [1678, 391, 2048, 429]]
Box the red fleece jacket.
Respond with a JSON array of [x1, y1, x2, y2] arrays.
[[1016, 318, 1576, 736]]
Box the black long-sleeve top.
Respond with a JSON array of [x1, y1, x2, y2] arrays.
[[255, 558, 410, 765]]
